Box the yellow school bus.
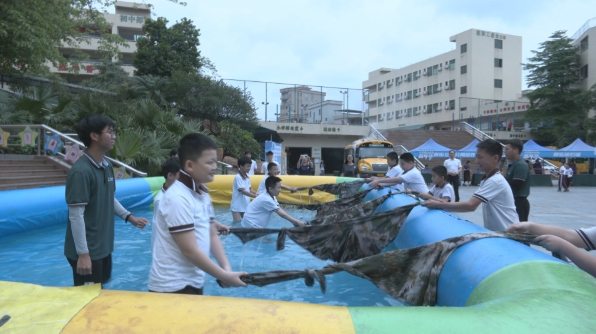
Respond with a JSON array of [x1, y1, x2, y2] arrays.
[[344, 139, 394, 178]]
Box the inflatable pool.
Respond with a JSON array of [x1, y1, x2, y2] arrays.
[[1, 176, 595, 333]]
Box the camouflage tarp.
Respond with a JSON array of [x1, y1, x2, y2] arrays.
[[223, 231, 537, 306], [295, 179, 366, 198], [226, 203, 420, 263], [307, 191, 394, 225], [278, 189, 373, 217]]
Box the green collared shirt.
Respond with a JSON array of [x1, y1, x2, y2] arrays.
[[505, 157, 530, 198], [64, 151, 116, 261]]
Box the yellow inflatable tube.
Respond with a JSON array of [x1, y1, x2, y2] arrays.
[[208, 175, 340, 205], [0, 281, 355, 334]]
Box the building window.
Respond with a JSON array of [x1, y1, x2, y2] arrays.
[[461, 43, 467, 54], [407, 73, 412, 82], [449, 59, 455, 70], [495, 39, 503, 49], [461, 65, 467, 74], [461, 86, 467, 94], [494, 58, 503, 68], [460, 107, 467, 111], [426, 85, 433, 96], [494, 79, 503, 88], [433, 65, 438, 75], [580, 36, 588, 53], [449, 100, 455, 110], [449, 80, 455, 90], [580, 65, 588, 80], [432, 84, 439, 94], [427, 66, 433, 77]]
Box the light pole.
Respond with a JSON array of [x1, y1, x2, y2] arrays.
[[340, 90, 348, 124], [262, 102, 270, 121], [301, 104, 308, 123]]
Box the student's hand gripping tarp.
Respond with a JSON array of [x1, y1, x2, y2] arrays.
[[222, 231, 537, 306], [226, 202, 420, 263]]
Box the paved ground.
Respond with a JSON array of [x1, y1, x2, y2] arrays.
[[452, 180, 595, 255]]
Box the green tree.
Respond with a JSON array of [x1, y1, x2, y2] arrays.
[[215, 120, 262, 158], [0, 0, 129, 75], [523, 31, 586, 146], [170, 72, 259, 130], [133, 17, 201, 77]]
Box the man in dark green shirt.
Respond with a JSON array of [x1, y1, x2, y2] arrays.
[[65, 115, 148, 286], [504, 139, 530, 221]]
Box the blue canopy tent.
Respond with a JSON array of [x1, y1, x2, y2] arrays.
[[455, 139, 480, 159], [522, 139, 557, 159], [410, 139, 454, 160], [553, 138, 596, 158]]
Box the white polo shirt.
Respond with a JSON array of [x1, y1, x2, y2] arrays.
[[428, 182, 455, 202], [149, 174, 212, 292], [241, 193, 279, 228], [257, 174, 270, 195], [473, 171, 519, 231], [566, 168, 574, 177], [248, 159, 257, 176], [576, 226, 596, 251], [230, 173, 251, 212], [152, 186, 166, 247], [559, 166, 568, 176], [261, 160, 279, 174], [386, 165, 404, 191], [444, 158, 462, 174], [400, 168, 429, 194]]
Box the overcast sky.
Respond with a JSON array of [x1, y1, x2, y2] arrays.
[[142, 0, 596, 121]]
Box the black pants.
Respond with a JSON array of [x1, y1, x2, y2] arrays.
[[150, 285, 204, 295], [67, 253, 112, 286], [514, 197, 530, 222], [447, 174, 460, 202]]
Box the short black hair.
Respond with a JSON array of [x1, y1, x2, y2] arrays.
[[266, 175, 282, 193], [267, 162, 278, 173], [244, 151, 251, 155], [476, 139, 503, 157], [178, 133, 217, 167], [169, 147, 178, 157], [431, 165, 448, 178], [507, 139, 524, 154], [77, 114, 115, 147], [399, 152, 415, 163], [161, 157, 180, 179], [449, 150, 456, 154], [238, 155, 251, 167], [266, 151, 274, 156], [387, 151, 399, 161]]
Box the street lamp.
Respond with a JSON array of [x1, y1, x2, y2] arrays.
[[301, 103, 308, 123], [340, 90, 348, 124], [261, 102, 270, 121]]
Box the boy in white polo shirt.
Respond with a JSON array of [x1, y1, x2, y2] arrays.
[[422, 139, 519, 231], [368, 152, 428, 194], [365, 152, 404, 192], [257, 162, 297, 196], [149, 133, 246, 295], [407, 165, 455, 202], [231, 156, 257, 222], [242, 176, 306, 228]]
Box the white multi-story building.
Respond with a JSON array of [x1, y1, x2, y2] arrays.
[[363, 28, 526, 131], [305, 100, 343, 124], [574, 18, 596, 118], [49, 1, 150, 82], [279, 86, 326, 123]]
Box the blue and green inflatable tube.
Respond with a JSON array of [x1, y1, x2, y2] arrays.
[[0, 176, 595, 333]]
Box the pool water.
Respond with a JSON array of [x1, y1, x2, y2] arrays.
[[0, 206, 404, 307]]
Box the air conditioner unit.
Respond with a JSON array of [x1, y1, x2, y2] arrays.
[[423, 106, 427, 114], [438, 63, 443, 71], [445, 81, 450, 90], [397, 77, 402, 83], [445, 61, 449, 69], [423, 68, 427, 76], [437, 106, 442, 111]]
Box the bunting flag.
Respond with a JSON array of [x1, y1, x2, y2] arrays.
[[0, 128, 9, 148], [222, 231, 537, 306], [18, 126, 38, 147], [64, 145, 83, 164], [43, 133, 64, 155], [114, 166, 130, 180]]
